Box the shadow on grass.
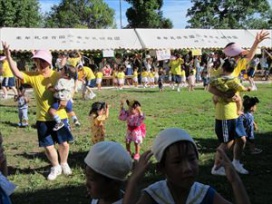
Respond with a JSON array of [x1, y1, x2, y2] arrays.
[[11, 185, 90, 204], [0, 121, 20, 127], [10, 150, 89, 177]]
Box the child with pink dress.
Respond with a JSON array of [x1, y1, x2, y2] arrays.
[[119, 99, 146, 160]]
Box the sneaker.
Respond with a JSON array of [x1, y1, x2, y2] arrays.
[[250, 148, 263, 155], [53, 121, 65, 131], [74, 120, 81, 127], [133, 153, 140, 160], [211, 165, 226, 176], [18, 123, 22, 127], [47, 165, 62, 180], [89, 93, 96, 99], [61, 163, 72, 176], [232, 162, 249, 174], [21, 122, 29, 127]]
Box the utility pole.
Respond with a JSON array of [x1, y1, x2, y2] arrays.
[[119, 0, 123, 28]]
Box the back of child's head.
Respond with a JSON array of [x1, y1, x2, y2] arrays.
[[18, 85, 26, 93], [243, 95, 260, 112], [119, 65, 125, 72], [133, 66, 138, 71], [84, 141, 132, 181], [152, 128, 198, 165], [222, 58, 237, 73], [126, 99, 141, 109], [68, 50, 80, 58], [64, 65, 77, 80], [89, 102, 106, 117]]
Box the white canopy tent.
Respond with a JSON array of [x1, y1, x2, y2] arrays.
[[0, 27, 142, 51], [135, 29, 272, 49], [0, 27, 271, 51]]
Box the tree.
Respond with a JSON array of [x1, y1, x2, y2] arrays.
[[186, 0, 271, 29], [44, 0, 115, 28], [125, 0, 173, 28], [0, 0, 41, 27]]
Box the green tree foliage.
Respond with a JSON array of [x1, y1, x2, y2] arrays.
[[186, 0, 271, 29], [125, 0, 173, 28], [0, 0, 41, 27], [44, 0, 115, 28]]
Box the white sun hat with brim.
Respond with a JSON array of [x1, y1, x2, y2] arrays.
[[223, 43, 246, 57], [152, 128, 198, 162], [84, 141, 133, 181], [31, 50, 52, 65]]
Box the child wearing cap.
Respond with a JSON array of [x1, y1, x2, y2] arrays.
[[14, 85, 29, 127], [240, 95, 262, 155], [124, 128, 250, 204], [119, 99, 146, 160], [48, 64, 81, 131], [84, 141, 132, 204], [89, 101, 110, 144]]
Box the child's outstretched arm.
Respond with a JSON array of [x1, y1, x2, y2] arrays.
[[123, 150, 153, 204], [213, 148, 251, 204]]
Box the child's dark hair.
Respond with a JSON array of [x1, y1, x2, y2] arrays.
[[243, 95, 259, 112], [18, 85, 26, 92], [64, 65, 77, 80], [89, 102, 107, 117], [222, 58, 237, 73], [126, 100, 141, 109]]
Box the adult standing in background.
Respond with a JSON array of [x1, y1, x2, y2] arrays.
[[2, 42, 74, 181], [0, 56, 18, 99]]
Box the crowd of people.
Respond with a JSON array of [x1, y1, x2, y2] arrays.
[[0, 30, 270, 204]]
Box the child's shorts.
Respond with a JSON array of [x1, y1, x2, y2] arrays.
[[86, 79, 96, 88], [96, 78, 102, 84], [1, 77, 15, 88], [37, 119, 74, 147], [118, 78, 124, 85]]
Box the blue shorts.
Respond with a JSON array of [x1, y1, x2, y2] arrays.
[[175, 75, 181, 83], [215, 118, 245, 143], [37, 120, 74, 147], [247, 68, 255, 77], [51, 99, 73, 113], [1, 77, 15, 87], [86, 79, 96, 88]]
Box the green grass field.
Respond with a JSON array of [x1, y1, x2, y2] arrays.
[[0, 83, 272, 204]]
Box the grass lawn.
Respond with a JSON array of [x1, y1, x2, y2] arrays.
[[0, 83, 272, 204]]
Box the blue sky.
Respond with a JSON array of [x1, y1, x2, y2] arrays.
[[39, 0, 193, 28]]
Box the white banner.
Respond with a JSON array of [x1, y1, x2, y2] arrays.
[[156, 49, 171, 61], [102, 49, 115, 57]]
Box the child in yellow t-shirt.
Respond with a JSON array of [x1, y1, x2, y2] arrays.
[[132, 66, 138, 88], [96, 68, 103, 91], [210, 59, 251, 115], [141, 68, 149, 88], [117, 66, 125, 90]]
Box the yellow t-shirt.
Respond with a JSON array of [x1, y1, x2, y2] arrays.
[[117, 72, 125, 79], [1, 61, 14, 77], [133, 71, 138, 78], [67, 57, 81, 67], [22, 70, 67, 121], [169, 58, 184, 75], [141, 71, 149, 77], [96, 72, 103, 79], [83, 66, 96, 80], [232, 58, 247, 77]]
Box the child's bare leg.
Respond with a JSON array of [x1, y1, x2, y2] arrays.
[[212, 95, 219, 105], [126, 142, 131, 154]]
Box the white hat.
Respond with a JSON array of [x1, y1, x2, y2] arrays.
[[84, 141, 132, 181], [152, 128, 198, 162]]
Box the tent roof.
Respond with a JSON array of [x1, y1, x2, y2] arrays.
[[0, 27, 142, 51], [135, 29, 272, 49], [0, 27, 271, 51]]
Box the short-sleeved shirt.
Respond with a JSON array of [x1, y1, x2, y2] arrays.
[[22, 70, 67, 121], [1, 61, 14, 77], [117, 72, 125, 79], [96, 71, 103, 79], [80, 66, 96, 81]]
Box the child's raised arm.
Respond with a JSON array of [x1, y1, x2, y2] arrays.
[[123, 150, 153, 204]]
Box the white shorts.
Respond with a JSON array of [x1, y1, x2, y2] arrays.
[[142, 77, 148, 83], [118, 78, 125, 85], [96, 78, 102, 84], [133, 77, 138, 83]]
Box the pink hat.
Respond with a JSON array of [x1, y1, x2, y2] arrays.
[[223, 43, 246, 57], [31, 50, 52, 65], [0, 56, 6, 61]]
